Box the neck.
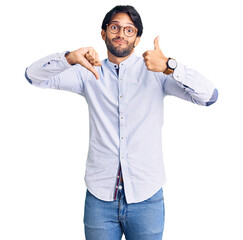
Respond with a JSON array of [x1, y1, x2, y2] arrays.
[[107, 49, 135, 66]]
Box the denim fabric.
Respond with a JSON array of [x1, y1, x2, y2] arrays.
[[83, 181, 165, 240]]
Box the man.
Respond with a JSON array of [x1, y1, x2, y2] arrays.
[[25, 5, 218, 240]]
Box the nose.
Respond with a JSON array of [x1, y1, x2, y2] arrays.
[[116, 27, 126, 38]]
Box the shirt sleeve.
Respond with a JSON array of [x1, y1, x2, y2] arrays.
[[25, 51, 87, 97], [159, 62, 218, 106]]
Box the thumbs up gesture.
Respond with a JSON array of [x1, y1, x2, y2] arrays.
[[142, 36, 169, 72]]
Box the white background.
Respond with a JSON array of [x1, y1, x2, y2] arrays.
[[1, 0, 242, 239]]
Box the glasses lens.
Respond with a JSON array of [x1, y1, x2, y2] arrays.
[[109, 23, 119, 33], [124, 26, 136, 37]]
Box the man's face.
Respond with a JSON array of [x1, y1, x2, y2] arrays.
[[102, 13, 140, 58]]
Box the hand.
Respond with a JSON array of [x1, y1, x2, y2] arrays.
[[142, 36, 169, 72], [66, 47, 102, 80]]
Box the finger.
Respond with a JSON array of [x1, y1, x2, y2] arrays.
[[154, 36, 160, 50], [93, 52, 102, 66], [95, 53, 102, 66], [89, 48, 95, 60], [85, 52, 102, 66], [85, 52, 94, 62], [93, 60, 102, 66], [89, 66, 99, 80], [142, 51, 148, 58], [143, 60, 150, 70], [87, 58, 101, 67], [81, 57, 99, 80]]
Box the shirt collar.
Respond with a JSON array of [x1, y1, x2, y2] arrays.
[[106, 52, 138, 69]]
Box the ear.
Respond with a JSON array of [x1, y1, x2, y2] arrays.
[[101, 30, 106, 41], [134, 36, 140, 47]]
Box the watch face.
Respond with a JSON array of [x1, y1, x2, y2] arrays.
[[168, 59, 177, 69]]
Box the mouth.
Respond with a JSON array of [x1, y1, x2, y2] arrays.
[[113, 39, 127, 45]]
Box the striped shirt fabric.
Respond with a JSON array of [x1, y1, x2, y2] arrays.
[[25, 51, 218, 204]]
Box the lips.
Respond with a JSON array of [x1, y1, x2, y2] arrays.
[[113, 39, 127, 44]]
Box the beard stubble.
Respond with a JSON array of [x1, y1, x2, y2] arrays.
[[105, 37, 136, 58]]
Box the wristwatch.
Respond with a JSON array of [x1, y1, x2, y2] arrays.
[[163, 58, 177, 75]]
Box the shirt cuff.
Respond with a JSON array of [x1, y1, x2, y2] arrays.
[[59, 51, 73, 68], [43, 51, 72, 69]]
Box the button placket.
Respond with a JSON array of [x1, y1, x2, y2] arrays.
[[118, 64, 126, 185], [113, 63, 127, 201]]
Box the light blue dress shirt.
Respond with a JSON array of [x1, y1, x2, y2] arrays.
[[25, 51, 218, 204]]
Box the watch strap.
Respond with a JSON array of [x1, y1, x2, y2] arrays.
[[163, 58, 176, 75], [163, 68, 174, 75]]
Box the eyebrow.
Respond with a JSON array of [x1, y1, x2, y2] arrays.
[[110, 20, 135, 27]]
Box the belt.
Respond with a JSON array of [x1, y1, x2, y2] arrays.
[[120, 174, 123, 183]]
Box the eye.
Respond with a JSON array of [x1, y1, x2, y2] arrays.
[[110, 24, 118, 30], [127, 28, 134, 33]]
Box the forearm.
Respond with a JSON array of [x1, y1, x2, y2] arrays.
[[25, 51, 72, 86], [162, 63, 218, 106], [24, 47, 101, 95]]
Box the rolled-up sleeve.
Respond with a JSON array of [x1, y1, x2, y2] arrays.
[[25, 51, 87, 96], [160, 62, 218, 106]]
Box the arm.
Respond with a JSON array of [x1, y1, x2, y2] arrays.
[[143, 36, 218, 106], [25, 48, 102, 96], [160, 63, 218, 106]]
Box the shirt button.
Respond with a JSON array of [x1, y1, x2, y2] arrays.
[[119, 185, 123, 189], [117, 175, 120, 178], [116, 186, 118, 189], [120, 78, 122, 81], [121, 137, 124, 139], [121, 117, 123, 119], [120, 95, 122, 98]]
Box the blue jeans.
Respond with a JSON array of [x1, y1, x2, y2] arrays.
[[83, 181, 165, 240]]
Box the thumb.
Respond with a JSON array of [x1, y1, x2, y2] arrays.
[[81, 57, 100, 80], [89, 66, 100, 80], [154, 36, 160, 50]]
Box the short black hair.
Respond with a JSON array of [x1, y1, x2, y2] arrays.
[[101, 5, 143, 37]]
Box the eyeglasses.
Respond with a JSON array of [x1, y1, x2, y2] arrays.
[[106, 23, 137, 37]]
